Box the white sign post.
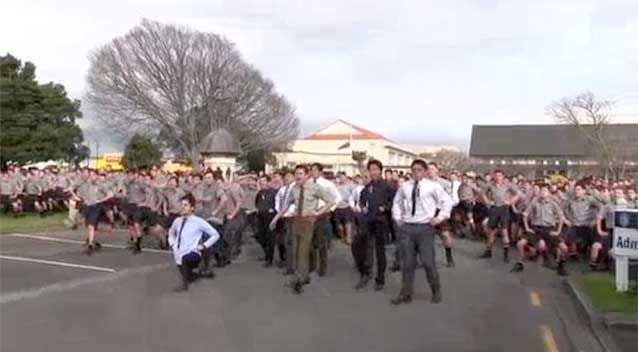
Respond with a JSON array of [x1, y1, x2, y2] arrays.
[[610, 209, 638, 292]]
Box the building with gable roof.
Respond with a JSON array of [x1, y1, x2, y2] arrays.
[[271, 119, 419, 175]]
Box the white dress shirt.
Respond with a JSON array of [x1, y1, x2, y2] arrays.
[[315, 176, 342, 211], [168, 215, 220, 265], [451, 180, 461, 205], [350, 184, 365, 212], [275, 182, 296, 217], [392, 178, 453, 224]]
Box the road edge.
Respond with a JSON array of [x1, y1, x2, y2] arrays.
[[564, 279, 623, 352]]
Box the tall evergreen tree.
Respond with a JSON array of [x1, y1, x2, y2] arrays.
[[0, 54, 85, 166]]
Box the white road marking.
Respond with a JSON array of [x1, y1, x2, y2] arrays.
[[7, 233, 169, 254], [0, 263, 170, 305], [0, 255, 116, 273]]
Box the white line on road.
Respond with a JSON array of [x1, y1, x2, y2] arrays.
[[0, 263, 170, 305], [7, 233, 169, 254], [0, 255, 116, 273]]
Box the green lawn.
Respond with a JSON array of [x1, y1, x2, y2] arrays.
[[577, 272, 638, 318], [0, 213, 68, 234]]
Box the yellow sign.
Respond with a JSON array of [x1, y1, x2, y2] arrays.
[[96, 153, 123, 171]]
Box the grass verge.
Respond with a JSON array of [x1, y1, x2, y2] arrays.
[[0, 213, 68, 234], [577, 272, 638, 318]]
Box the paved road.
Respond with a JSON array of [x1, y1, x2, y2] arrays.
[[0, 231, 605, 352]]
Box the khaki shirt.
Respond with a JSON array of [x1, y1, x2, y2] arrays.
[[525, 197, 563, 227], [286, 180, 336, 217], [564, 196, 599, 227], [485, 182, 519, 207], [219, 183, 242, 216], [0, 178, 16, 195], [164, 187, 186, 214]]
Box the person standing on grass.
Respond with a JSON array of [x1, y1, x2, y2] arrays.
[[169, 194, 220, 292]]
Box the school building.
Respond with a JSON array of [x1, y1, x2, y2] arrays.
[[469, 124, 638, 178]]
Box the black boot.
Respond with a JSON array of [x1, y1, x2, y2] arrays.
[[557, 260, 568, 276], [503, 247, 510, 264], [175, 266, 190, 292], [511, 262, 524, 272], [354, 275, 370, 290], [479, 249, 492, 259], [132, 238, 142, 254], [85, 244, 94, 256], [390, 294, 412, 305], [445, 247, 455, 267], [431, 284, 442, 303]]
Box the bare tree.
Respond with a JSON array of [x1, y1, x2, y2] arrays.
[[545, 91, 616, 177], [430, 149, 472, 172], [85, 19, 299, 169]]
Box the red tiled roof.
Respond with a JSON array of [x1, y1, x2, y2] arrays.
[[304, 119, 391, 141]]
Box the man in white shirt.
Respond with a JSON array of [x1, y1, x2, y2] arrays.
[[310, 163, 342, 276], [272, 170, 296, 275], [391, 159, 453, 305], [168, 194, 220, 292]]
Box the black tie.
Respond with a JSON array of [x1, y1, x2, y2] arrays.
[[411, 180, 419, 216], [177, 216, 189, 249]]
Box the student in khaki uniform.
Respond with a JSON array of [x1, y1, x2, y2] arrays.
[[270, 165, 336, 294], [212, 180, 244, 266], [78, 170, 113, 255], [513, 184, 565, 274], [478, 169, 520, 263]]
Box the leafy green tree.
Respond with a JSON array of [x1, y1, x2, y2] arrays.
[[0, 54, 85, 167], [122, 134, 162, 170]]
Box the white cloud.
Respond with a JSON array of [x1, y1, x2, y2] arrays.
[[1, 0, 636, 152]]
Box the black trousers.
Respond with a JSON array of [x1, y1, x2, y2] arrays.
[[353, 215, 388, 284], [257, 212, 276, 262], [177, 247, 213, 286]]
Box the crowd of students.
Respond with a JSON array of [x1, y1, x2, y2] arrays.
[[0, 161, 636, 302]]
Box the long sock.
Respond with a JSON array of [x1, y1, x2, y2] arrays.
[[445, 247, 452, 260]]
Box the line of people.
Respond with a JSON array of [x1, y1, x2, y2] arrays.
[[1, 162, 636, 302]]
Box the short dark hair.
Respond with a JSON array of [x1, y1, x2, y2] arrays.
[[180, 193, 196, 207], [193, 174, 203, 181], [493, 169, 504, 175], [384, 168, 393, 174], [295, 164, 309, 174], [367, 159, 383, 171], [260, 175, 271, 182], [427, 161, 439, 169], [168, 176, 179, 184], [310, 162, 323, 171], [411, 159, 427, 169]]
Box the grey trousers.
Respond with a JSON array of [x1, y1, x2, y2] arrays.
[[399, 223, 440, 297]]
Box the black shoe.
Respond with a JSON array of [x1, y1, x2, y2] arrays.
[[300, 277, 311, 286], [94, 242, 102, 252], [258, 256, 266, 262], [511, 262, 524, 273], [479, 249, 492, 259], [262, 261, 273, 268], [589, 262, 598, 271], [354, 276, 370, 290], [431, 287, 442, 303], [390, 264, 401, 272], [503, 248, 510, 263], [282, 269, 294, 276], [174, 283, 188, 292], [276, 260, 286, 268], [85, 244, 94, 256], [390, 295, 412, 305], [374, 282, 384, 291], [198, 269, 216, 279], [292, 281, 304, 294], [447, 257, 455, 268], [557, 261, 568, 276]]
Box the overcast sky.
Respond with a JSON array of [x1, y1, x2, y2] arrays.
[[2, 0, 637, 152]]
